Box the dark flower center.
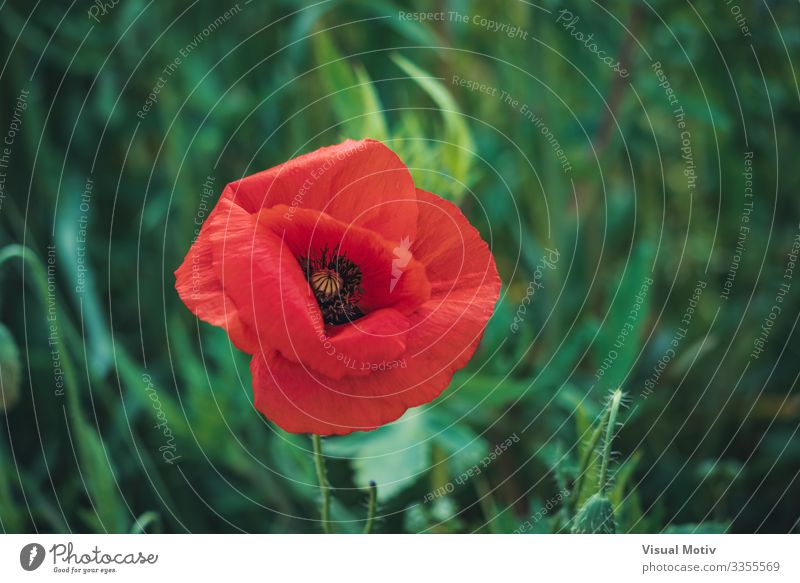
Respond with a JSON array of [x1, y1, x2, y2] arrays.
[[299, 245, 364, 326]]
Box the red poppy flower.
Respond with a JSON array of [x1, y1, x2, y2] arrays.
[[174, 139, 500, 435]]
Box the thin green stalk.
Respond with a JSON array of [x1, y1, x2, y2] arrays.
[[311, 434, 332, 534], [567, 405, 611, 515], [598, 390, 624, 493], [363, 480, 377, 534], [474, 474, 503, 534]]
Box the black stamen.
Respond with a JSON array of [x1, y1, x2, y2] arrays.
[[299, 245, 364, 326]]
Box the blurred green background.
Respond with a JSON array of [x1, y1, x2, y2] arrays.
[[1, 0, 799, 533]]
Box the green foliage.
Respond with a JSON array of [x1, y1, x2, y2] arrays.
[[312, 32, 389, 141], [0, 324, 21, 412], [390, 54, 476, 203]]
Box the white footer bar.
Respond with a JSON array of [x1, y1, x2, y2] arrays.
[[1, 534, 797, 581]]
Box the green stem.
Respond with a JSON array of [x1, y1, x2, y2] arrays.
[[567, 405, 611, 516], [363, 481, 377, 534], [474, 474, 503, 534], [598, 390, 623, 493], [311, 434, 332, 534]]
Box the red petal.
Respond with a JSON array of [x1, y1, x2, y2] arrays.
[[174, 192, 258, 353], [324, 308, 410, 372], [223, 139, 418, 243]]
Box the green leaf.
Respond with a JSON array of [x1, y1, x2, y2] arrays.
[[572, 493, 616, 534], [269, 431, 317, 501], [54, 178, 113, 377], [325, 412, 431, 501], [595, 243, 654, 391], [325, 407, 488, 502], [77, 426, 127, 532], [312, 33, 388, 140], [130, 511, 161, 534], [0, 437, 25, 531], [426, 408, 488, 475], [0, 323, 21, 411], [391, 54, 475, 202], [442, 371, 532, 423]]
